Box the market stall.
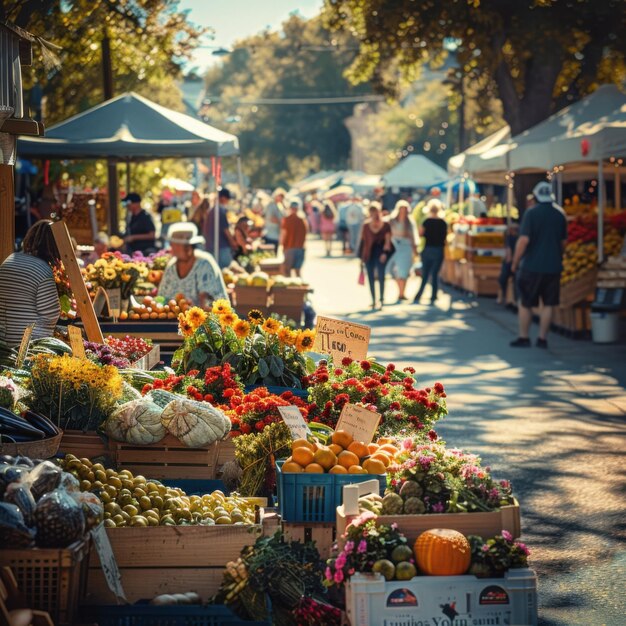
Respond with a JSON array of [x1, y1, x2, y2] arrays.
[[0, 299, 537, 625]]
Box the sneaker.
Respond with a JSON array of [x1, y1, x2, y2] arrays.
[[536, 338, 548, 349], [510, 337, 531, 347]]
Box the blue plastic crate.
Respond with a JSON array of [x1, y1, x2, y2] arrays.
[[276, 459, 386, 523], [96, 603, 269, 626], [244, 384, 309, 399]]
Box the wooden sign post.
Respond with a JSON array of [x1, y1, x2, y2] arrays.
[[313, 316, 371, 363], [336, 403, 381, 444], [51, 220, 104, 343]]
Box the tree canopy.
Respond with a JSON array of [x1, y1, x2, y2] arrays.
[[323, 0, 626, 136]]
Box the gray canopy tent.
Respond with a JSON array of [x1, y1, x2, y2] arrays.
[[17, 92, 240, 248]]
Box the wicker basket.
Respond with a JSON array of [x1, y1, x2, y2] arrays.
[[0, 431, 63, 459]]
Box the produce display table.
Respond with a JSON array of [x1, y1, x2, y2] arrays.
[[90, 321, 181, 360]]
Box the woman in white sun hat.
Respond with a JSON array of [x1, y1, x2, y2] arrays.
[[158, 222, 229, 308]]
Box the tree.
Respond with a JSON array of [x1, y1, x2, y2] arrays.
[[323, 0, 626, 137], [202, 15, 370, 187]]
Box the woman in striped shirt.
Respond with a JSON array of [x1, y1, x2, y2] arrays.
[[0, 220, 61, 346]]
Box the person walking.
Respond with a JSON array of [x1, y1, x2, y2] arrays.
[[359, 202, 393, 310], [319, 200, 337, 256], [510, 181, 567, 348], [413, 199, 448, 305], [388, 200, 419, 302], [204, 188, 238, 269], [123, 192, 156, 254], [263, 188, 286, 253], [281, 198, 308, 277], [345, 195, 365, 255]]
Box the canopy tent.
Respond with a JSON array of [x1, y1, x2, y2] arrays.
[[17, 92, 239, 160], [383, 155, 448, 189], [447, 125, 511, 180]]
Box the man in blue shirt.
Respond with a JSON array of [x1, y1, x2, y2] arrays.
[[510, 182, 568, 348]]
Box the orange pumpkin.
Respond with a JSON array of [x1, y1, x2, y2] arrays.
[[413, 528, 471, 576]]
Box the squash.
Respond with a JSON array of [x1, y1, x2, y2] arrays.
[[161, 398, 230, 447], [146, 389, 181, 408], [105, 399, 166, 444], [413, 528, 471, 576]]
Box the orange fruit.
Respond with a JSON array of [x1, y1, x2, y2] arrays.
[[337, 450, 360, 470], [329, 443, 343, 456], [370, 453, 391, 468], [331, 429, 353, 449], [348, 441, 368, 460], [313, 446, 337, 471], [304, 463, 325, 473], [292, 438, 315, 452], [363, 458, 386, 475], [377, 437, 394, 445], [380, 444, 398, 455], [282, 460, 304, 473], [119, 311, 128, 320], [348, 465, 367, 474], [367, 443, 380, 455], [292, 446, 314, 467], [329, 465, 348, 474]]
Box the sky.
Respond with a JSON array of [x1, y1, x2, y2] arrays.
[[178, 0, 324, 72]]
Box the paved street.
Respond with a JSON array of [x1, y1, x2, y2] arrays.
[[302, 237, 626, 626]]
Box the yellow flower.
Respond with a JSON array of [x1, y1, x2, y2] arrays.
[[220, 312, 237, 327], [233, 319, 251, 339], [247, 309, 264, 324], [94, 259, 106, 269], [178, 312, 195, 337], [120, 273, 131, 282], [186, 306, 207, 329], [295, 329, 315, 353], [262, 318, 281, 335], [103, 268, 117, 281], [212, 298, 232, 315], [278, 326, 295, 345]]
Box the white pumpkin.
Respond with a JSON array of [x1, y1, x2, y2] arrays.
[[160, 398, 230, 448], [105, 399, 166, 444]]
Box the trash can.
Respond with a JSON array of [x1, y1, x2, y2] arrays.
[[590, 311, 620, 343]]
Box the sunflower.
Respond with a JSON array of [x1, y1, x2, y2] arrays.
[[278, 326, 295, 346], [220, 312, 238, 327], [186, 306, 207, 329], [262, 318, 281, 335], [247, 309, 264, 324], [179, 321, 194, 337], [212, 298, 232, 315], [103, 268, 117, 281], [295, 329, 315, 353], [233, 319, 251, 339]]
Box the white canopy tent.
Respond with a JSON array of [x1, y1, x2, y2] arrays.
[[383, 155, 448, 189]]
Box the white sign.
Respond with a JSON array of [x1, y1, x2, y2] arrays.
[[336, 403, 381, 445], [91, 524, 127, 603], [313, 316, 371, 363], [278, 405, 311, 441]]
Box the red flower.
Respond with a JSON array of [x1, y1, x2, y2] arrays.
[[428, 429, 438, 441], [317, 373, 329, 383], [334, 368, 344, 376], [360, 360, 371, 370], [204, 394, 214, 403], [434, 382, 444, 394], [187, 369, 200, 378], [255, 420, 265, 432], [403, 366, 416, 374], [240, 423, 252, 434], [341, 357, 353, 366], [390, 401, 401, 411]]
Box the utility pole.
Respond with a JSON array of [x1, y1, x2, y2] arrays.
[[102, 27, 119, 234]]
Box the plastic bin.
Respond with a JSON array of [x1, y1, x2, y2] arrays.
[[276, 459, 386, 523], [345, 569, 538, 626], [590, 311, 620, 343], [96, 603, 269, 626]]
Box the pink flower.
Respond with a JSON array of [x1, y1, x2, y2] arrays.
[[515, 542, 530, 556], [431, 502, 445, 513], [357, 539, 367, 554], [402, 438, 413, 450], [501, 530, 513, 542], [335, 552, 347, 569], [334, 569, 344, 583], [325, 566, 333, 581]]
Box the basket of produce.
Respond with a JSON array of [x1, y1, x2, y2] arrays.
[[0, 408, 63, 459]]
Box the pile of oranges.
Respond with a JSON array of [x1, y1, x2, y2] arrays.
[[282, 430, 398, 475], [121, 293, 190, 321]]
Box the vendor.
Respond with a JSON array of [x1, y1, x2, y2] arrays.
[[123, 192, 156, 254], [158, 223, 229, 309], [0, 220, 61, 346]]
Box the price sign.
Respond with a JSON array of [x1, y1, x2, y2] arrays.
[[15, 324, 35, 369], [278, 405, 311, 441], [91, 524, 127, 603], [336, 403, 381, 444], [68, 325, 87, 359], [313, 316, 371, 363]]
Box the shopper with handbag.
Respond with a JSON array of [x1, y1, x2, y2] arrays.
[[358, 202, 394, 310], [388, 200, 419, 302]]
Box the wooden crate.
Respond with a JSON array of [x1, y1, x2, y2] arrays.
[[109, 434, 219, 480], [336, 499, 521, 545], [560, 269, 597, 307], [232, 285, 271, 319], [216, 437, 236, 475], [60, 430, 109, 459], [282, 522, 336, 559], [130, 344, 161, 371], [86, 525, 261, 605], [464, 263, 501, 296]]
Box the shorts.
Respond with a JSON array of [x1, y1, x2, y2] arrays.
[[284, 247, 305, 271], [516, 270, 561, 307]]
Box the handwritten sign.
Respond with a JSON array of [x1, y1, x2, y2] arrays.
[[105, 288, 122, 319], [313, 316, 371, 363], [91, 524, 127, 603], [92, 287, 111, 318], [336, 403, 381, 444], [68, 325, 86, 360], [278, 405, 311, 441], [15, 324, 35, 369]]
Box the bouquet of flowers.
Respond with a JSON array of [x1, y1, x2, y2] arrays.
[[84, 252, 143, 298], [324, 513, 410, 591], [28, 354, 124, 430], [83, 336, 153, 369], [468, 531, 530, 577], [306, 358, 447, 436], [172, 300, 314, 388], [386, 440, 514, 514], [52, 262, 77, 318]]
